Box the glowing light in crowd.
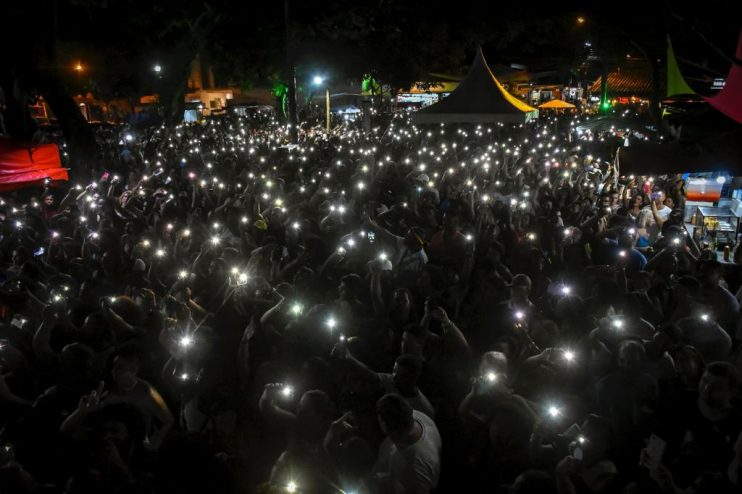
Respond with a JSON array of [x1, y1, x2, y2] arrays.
[[486, 372, 498, 383], [548, 405, 561, 418], [563, 350, 576, 363], [179, 336, 193, 348]]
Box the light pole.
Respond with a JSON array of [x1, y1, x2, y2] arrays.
[[313, 75, 330, 133]]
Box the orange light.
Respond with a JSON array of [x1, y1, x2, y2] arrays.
[[74, 63, 83, 72], [577, 16, 585, 24]]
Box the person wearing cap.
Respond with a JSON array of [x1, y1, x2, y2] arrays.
[[364, 215, 428, 277]]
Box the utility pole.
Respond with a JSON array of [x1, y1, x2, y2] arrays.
[[325, 87, 330, 133], [284, 0, 298, 142]]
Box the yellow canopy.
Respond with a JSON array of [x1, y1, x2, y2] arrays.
[[538, 99, 576, 109]]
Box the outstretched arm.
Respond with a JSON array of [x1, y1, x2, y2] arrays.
[[259, 384, 298, 430]]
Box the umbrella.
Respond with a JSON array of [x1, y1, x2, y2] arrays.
[[538, 99, 576, 109]]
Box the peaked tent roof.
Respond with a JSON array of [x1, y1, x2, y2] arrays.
[[539, 99, 575, 109], [666, 37, 696, 97], [412, 48, 538, 124], [704, 30, 742, 124], [590, 64, 652, 97]]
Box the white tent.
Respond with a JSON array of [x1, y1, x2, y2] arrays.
[[412, 48, 538, 124]]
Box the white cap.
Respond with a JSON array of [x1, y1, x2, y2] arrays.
[[133, 259, 146, 272]]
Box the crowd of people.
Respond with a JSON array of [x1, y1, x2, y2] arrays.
[[0, 110, 741, 494]]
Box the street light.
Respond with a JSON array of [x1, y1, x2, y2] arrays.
[[313, 75, 330, 133]]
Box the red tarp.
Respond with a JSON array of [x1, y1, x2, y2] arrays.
[[704, 30, 742, 124], [0, 140, 68, 191]]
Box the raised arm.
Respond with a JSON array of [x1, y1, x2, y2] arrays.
[[33, 306, 60, 365], [258, 383, 298, 430]]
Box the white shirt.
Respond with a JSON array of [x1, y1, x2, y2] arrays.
[[643, 204, 672, 221], [376, 411, 441, 494], [394, 236, 428, 273], [642, 205, 672, 241]]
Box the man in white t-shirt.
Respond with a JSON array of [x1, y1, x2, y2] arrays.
[[642, 190, 672, 241], [643, 190, 672, 221], [375, 394, 441, 494]]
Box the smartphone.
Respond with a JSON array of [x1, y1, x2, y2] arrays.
[[100, 171, 110, 182], [573, 446, 584, 460], [164, 176, 173, 185], [643, 434, 667, 471], [368, 231, 376, 244], [10, 315, 26, 329], [34, 247, 45, 257]]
